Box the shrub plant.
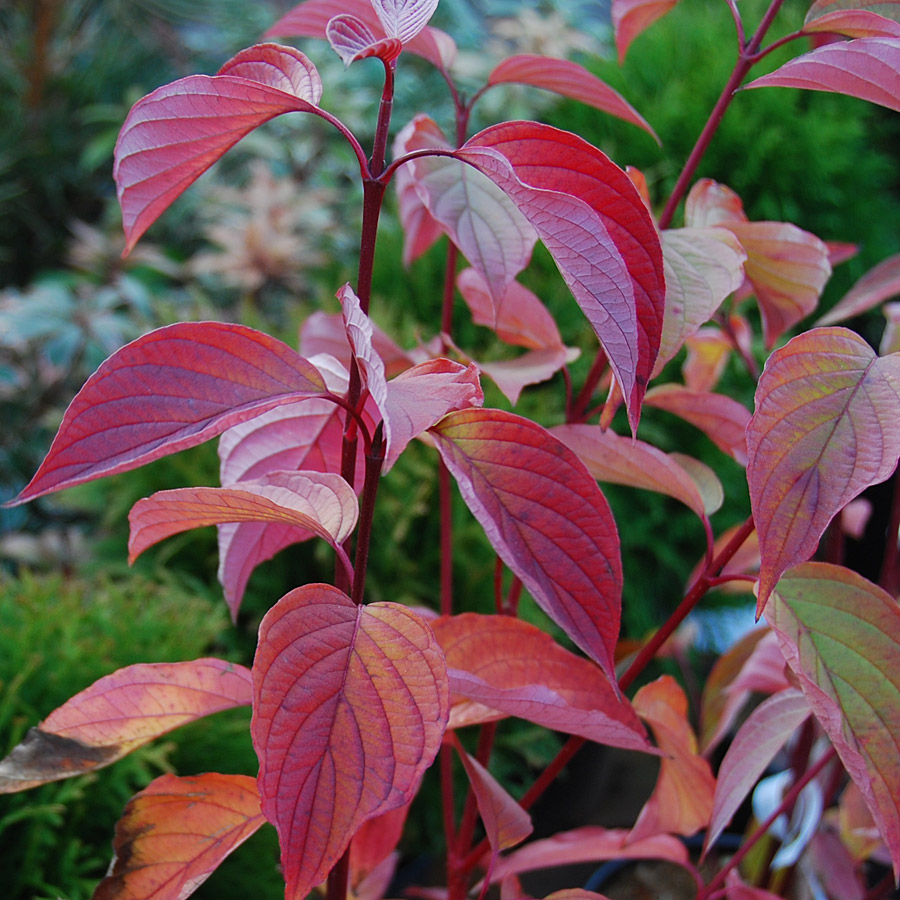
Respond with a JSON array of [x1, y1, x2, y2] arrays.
[[4, 0, 900, 898]]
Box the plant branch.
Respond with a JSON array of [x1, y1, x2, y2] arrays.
[[350, 423, 385, 606], [326, 845, 351, 900]]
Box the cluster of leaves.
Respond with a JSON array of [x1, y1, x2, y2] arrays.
[[4, 1, 900, 900]]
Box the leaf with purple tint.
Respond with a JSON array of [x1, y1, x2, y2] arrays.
[[817, 252, 900, 325], [430, 409, 622, 682], [747, 327, 900, 609], [252, 584, 448, 900], [326, 15, 401, 65], [486, 55, 658, 140], [456, 122, 665, 433], [115, 44, 323, 252], [803, 9, 900, 37], [12, 322, 328, 504], [371, 0, 440, 42]]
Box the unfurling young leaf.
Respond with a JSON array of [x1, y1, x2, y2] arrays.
[[252, 584, 448, 900], [747, 327, 900, 609]]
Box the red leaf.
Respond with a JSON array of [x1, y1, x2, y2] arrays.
[[817, 252, 900, 325], [12, 322, 327, 504], [430, 409, 623, 682], [432, 614, 652, 752], [552, 423, 721, 522], [768, 563, 900, 878], [0, 659, 251, 792], [643, 384, 751, 465], [92, 773, 265, 900], [457, 122, 665, 433], [745, 37, 900, 115], [115, 44, 323, 252], [252, 584, 448, 900], [350, 804, 410, 889], [612, 0, 681, 62], [704, 689, 811, 855], [265, 0, 457, 71], [629, 676, 715, 842], [129, 471, 358, 562], [449, 734, 533, 877], [488, 826, 689, 884], [326, 15, 402, 65], [747, 327, 900, 609], [486, 55, 658, 141]]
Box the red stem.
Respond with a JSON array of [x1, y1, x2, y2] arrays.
[[325, 846, 351, 900], [350, 424, 385, 606], [878, 472, 900, 595], [440, 461, 454, 617], [569, 349, 609, 424]]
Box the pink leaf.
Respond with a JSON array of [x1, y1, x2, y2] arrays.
[[397, 116, 538, 308], [806, 0, 900, 25], [449, 734, 533, 877], [382, 358, 483, 470], [682, 327, 733, 392], [768, 562, 900, 878], [488, 826, 689, 884], [128, 471, 358, 562], [477, 348, 579, 406], [266, 0, 457, 70], [430, 409, 622, 682], [747, 327, 900, 609], [457, 122, 664, 433], [115, 44, 323, 252], [338, 284, 390, 424], [0, 659, 251, 792], [326, 15, 402, 65], [724, 870, 785, 900], [643, 384, 751, 465], [704, 689, 811, 855], [684, 179, 748, 227], [252, 584, 448, 900], [92, 773, 265, 900], [12, 322, 327, 504], [552, 423, 721, 522], [612, 0, 681, 62], [745, 37, 900, 115], [432, 614, 652, 753], [817, 252, 900, 325], [486, 55, 658, 141], [350, 804, 411, 889], [370, 0, 440, 43], [629, 676, 716, 842], [803, 9, 900, 37], [656, 227, 747, 375]]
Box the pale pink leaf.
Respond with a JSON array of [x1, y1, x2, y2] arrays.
[[643, 384, 751, 464], [629, 676, 715, 842], [747, 327, 900, 609], [115, 44, 322, 252], [478, 348, 579, 406], [817, 252, 900, 325], [265, 0, 457, 69], [704, 689, 811, 855], [767, 562, 900, 878], [457, 122, 665, 433], [252, 584, 448, 900], [881, 301, 900, 355], [656, 227, 747, 374], [430, 409, 623, 682], [432, 614, 652, 753], [12, 322, 328, 504], [0, 659, 251, 792], [371, 0, 439, 43], [92, 773, 265, 900], [486, 55, 658, 141], [488, 826, 689, 884], [338, 283, 390, 425], [552, 423, 718, 522], [684, 179, 748, 228], [128, 470, 358, 562], [803, 9, 900, 37], [670, 453, 724, 516], [806, 0, 900, 25], [745, 37, 900, 115], [326, 15, 402, 65], [612, 0, 681, 62]]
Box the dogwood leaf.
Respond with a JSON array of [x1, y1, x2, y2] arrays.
[[128, 471, 358, 562], [0, 660, 251, 792], [92, 773, 265, 900], [704, 690, 811, 855], [457, 122, 664, 433], [115, 44, 323, 252], [803, 9, 900, 37], [486, 55, 658, 140], [430, 409, 622, 682], [612, 0, 681, 62], [370, 0, 439, 43], [432, 614, 651, 752], [745, 37, 900, 114], [768, 562, 900, 878], [326, 15, 401, 65], [252, 584, 448, 900], [12, 322, 327, 504], [747, 327, 900, 609], [817, 252, 900, 325]]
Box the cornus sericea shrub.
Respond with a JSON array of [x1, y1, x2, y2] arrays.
[[4, 0, 900, 898]]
